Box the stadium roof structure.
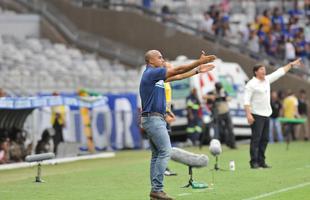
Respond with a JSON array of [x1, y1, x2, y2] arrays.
[[0, 95, 107, 130]]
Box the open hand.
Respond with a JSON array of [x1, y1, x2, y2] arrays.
[[290, 58, 303, 67], [198, 63, 216, 73], [199, 50, 217, 64]]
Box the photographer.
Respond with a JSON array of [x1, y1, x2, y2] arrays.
[[204, 82, 236, 149]]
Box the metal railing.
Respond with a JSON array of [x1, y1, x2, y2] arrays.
[[69, 0, 310, 79]]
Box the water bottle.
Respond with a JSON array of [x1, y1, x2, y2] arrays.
[[229, 160, 235, 171]]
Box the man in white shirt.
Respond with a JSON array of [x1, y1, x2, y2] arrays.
[[285, 38, 296, 62], [244, 58, 302, 169], [199, 12, 214, 35]]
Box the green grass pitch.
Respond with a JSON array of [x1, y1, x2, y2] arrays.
[[0, 141, 310, 200]]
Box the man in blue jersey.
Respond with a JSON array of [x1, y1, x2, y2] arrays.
[[140, 50, 216, 200]]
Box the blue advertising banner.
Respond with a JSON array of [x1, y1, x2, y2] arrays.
[[90, 94, 141, 150], [1, 94, 141, 150]]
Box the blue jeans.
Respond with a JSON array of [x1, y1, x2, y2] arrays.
[[269, 118, 283, 143], [141, 116, 171, 192]]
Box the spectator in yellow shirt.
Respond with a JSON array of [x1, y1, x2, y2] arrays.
[[283, 91, 299, 141], [283, 91, 299, 119], [259, 10, 272, 33]]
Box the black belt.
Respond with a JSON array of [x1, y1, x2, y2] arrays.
[[141, 112, 165, 118]]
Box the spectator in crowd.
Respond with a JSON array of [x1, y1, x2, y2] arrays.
[[0, 88, 6, 97], [271, 7, 285, 32], [304, 21, 310, 43], [142, 0, 152, 10], [199, 11, 214, 36], [161, 5, 174, 23], [35, 129, 53, 154], [288, 16, 300, 38], [52, 113, 64, 154], [8, 129, 27, 162], [250, 15, 261, 32], [0, 136, 10, 164], [51, 92, 66, 154], [157, 1, 309, 71], [288, 0, 304, 17], [219, 0, 230, 13], [269, 91, 283, 143], [239, 23, 250, 45], [277, 89, 286, 102], [248, 30, 260, 54], [186, 88, 202, 146], [285, 38, 296, 62], [272, 23, 285, 59], [259, 9, 272, 34], [283, 90, 299, 141], [265, 31, 278, 56], [212, 10, 230, 37], [296, 89, 309, 141], [241, 3, 310, 68], [294, 28, 309, 65], [257, 24, 266, 50]]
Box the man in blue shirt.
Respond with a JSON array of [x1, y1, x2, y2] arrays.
[[140, 50, 216, 200]]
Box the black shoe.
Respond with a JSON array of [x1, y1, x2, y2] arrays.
[[250, 163, 261, 169], [260, 163, 271, 168]]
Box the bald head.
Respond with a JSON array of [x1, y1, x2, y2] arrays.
[[145, 50, 164, 67], [145, 50, 159, 63]]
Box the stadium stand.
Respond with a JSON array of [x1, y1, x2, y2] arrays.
[[0, 34, 140, 94], [68, 0, 310, 77]]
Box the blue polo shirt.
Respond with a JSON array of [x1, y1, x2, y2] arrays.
[[139, 65, 167, 114]]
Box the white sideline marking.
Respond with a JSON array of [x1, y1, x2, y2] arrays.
[[178, 188, 211, 196], [296, 164, 310, 170], [0, 152, 115, 171], [194, 189, 209, 192], [178, 193, 192, 196], [242, 182, 310, 200]]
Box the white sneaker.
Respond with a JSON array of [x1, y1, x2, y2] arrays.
[[164, 169, 177, 176]]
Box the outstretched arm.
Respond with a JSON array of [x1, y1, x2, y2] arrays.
[[282, 58, 302, 73], [165, 51, 216, 79], [165, 63, 215, 82], [268, 58, 303, 83]]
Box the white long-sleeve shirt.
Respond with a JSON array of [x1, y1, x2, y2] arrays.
[[244, 68, 285, 117]]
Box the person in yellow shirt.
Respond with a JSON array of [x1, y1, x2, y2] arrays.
[[283, 91, 299, 141], [163, 81, 177, 176], [78, 89, 95, 153], [283, 91, 299, 119], [259, 10, 272, 33]]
